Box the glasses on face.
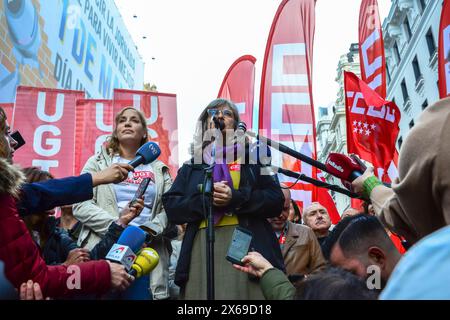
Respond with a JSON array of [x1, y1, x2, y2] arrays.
[[207, 108, 234, 118]]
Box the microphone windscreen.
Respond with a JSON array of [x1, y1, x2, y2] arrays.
[[325, 153, 362, 182], [117, 226, 147, 253], [134, 142, 161, 166], [131, 248, 160, 277]]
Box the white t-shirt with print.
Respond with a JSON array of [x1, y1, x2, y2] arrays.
[[112, 155, 156, 227]]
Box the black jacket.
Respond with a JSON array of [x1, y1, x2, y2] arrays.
[[39, 217, 124, 265], [162, 161, 285, 287]]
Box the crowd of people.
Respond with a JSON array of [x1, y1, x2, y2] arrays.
[[1, 96, 450, 300]]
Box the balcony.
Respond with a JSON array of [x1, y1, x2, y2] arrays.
[[415, 75, 425, 96], [428, 50, 438, 71]]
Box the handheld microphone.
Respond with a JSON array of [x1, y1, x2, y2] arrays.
[[236, 121, 247, 134], [213, 117, 225, 131], [129, 248, 160, 278], [105, 226, 147, 271], [325, 153, 364, 189], [128, 142, 161, 168]]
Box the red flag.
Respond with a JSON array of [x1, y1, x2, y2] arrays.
[[316, 169, 341, 225], [259, 0, 317, 209], [0, 103, 14, 126], [344, 71, 400, 174], [11, 86, 84, 177], [113, 89, 179, 177], [438, 0, 450, 98], [359, 0, 387, 98], [74, 99, 113, 175], [218, 55, 256, 130]]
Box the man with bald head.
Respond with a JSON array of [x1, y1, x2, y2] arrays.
[[267, 187, 325, 283], [302, 202, 332, 247]]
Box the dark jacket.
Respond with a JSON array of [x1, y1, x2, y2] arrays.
[[40, 218, 124, 265], [162, 161, 285, 287]]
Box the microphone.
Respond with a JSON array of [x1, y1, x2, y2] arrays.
[[105, 225, 147, 271], [325, 153, 364, 189], [213, 117, 225, 131], [236, 121, 247, 134], [129, 247, 160, 278], [128, 141, 161, 168]]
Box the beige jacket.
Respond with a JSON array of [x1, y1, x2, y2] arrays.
[[371, 97, 450, 245], [73, 146, 173, 299], [282, 221, 326, 277]]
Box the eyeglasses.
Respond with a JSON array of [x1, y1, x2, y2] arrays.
[[207, 108, 234, 118]]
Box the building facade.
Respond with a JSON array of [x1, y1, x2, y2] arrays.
[[383, 0, 442, 149]]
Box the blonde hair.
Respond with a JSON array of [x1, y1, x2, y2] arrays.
[[106, 107, 148, 155]]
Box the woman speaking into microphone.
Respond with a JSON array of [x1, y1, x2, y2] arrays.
[[73, 107, 173, 300], [162, 98, 285, 299]]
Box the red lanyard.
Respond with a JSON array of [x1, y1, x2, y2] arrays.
[[278, 230, 286, 245]]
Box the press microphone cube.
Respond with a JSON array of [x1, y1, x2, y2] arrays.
[[106, 244, 137, 271], [129, 141, 161, 168]]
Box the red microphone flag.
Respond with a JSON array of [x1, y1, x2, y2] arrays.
[[438, 0, 450, 98], [344, 71, 400, 175], [218, 55, 256, 130]]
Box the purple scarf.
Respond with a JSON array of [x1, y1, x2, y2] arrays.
[[203, 143, 242, 224]]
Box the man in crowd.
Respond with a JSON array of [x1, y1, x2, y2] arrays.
[[323, 214, 401, 289], [268, 186, 325, 283], [302, 202, 332, 248]]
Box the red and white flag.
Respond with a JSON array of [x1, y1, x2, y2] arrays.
[[439, 0, 450, 98], [218, 55, 256, 130], [113, 89, 179, 177], [11, 86, 84, 177], [359, 0, 387, 99], [74, 99, 113, 175], [344, 71, 400, 178], [259, 0, 321, 210]]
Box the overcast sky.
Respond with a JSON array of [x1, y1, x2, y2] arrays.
[[115, 0, 391, 163]]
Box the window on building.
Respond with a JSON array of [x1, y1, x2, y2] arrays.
[[398, 136, 403, 150], [412, 56, 422, 82], [394, 42, 401, 63], [422, 99, 428, 110], [404, 17, 412, 41], [409, 119, 415, 129], [419, 0, 426, 13], [426, 28, 436, 57], [386, 64, 391, 84], [401, 79, 409, 102]]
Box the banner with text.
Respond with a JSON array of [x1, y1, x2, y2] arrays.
[[439, 0, 450, 98], [12, 86, 84, 177], [74, 99, 113, 175]]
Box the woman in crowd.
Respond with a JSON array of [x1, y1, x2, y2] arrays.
[[73, 107, 173, 300], [162, 98, 285, 299]]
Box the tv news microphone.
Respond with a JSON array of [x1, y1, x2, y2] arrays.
[[129, 248, 160, 278], [128, 141, 161, 168], [213, 117, 225, 131], [236, 121, 247, 134], [105, 225, 147, 271], [325, 153, 364, 189]]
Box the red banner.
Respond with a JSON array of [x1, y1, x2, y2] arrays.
[[259, 0, 319, 210], [74, 99, 113, 175], [113, 89, 178, 177], [218, 55, 256, 130], [11, 86, 84, 177], [316, 169, 341, 224], [359, 0, 387, 98], [344, 71, 400, 174], [0, 104, 14, 127], [439, 0, 450, 98]]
